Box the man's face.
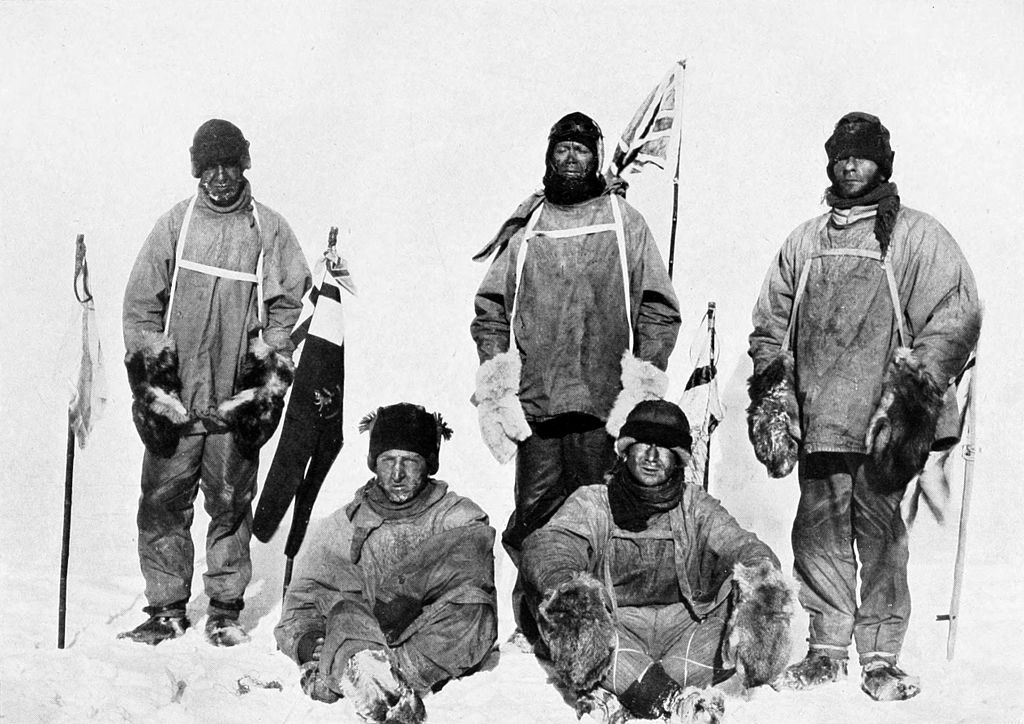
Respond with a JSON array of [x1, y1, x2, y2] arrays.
[[551, 141, 596, 181], [831, 156, 881, 199], [625, 442, 678, 487], [374, 449, 428, 503], [200, 163, 245, 206]]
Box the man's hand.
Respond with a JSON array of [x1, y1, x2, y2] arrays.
[[538, 573, 615, 694]]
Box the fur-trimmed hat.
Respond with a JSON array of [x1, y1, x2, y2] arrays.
[[825, 111, 894, 182], [359, 403, 452, 475], [190, 119, 251, 178], [614, 399, 692, 462]]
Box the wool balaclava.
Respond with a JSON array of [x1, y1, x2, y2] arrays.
[[190, 119, 251, 178], [543, 111, 607, 205], [360, 403, 450, 475]]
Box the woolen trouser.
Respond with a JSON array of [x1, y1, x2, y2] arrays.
[[793, 452, 911, 663]]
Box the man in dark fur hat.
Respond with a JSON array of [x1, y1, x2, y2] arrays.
[[471, 112, 681, 642], [275, 403, 497, 723], [746, 111, 980, 701], [120, 119, 311, 646], [520, 400, 795, 723]]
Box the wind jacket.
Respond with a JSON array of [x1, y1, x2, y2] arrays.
[[275, 480, 497, 665], [521, 484, 777, 619], [471, 192, 680, 422], [749, 207, 980, 454], [123, 184, 311, 433]]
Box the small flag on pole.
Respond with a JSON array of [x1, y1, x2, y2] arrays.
[[676, 302, 724, 490], [254, 227, 354, 563], [67, 234, 107, 447], [608, 60, 687, 178]]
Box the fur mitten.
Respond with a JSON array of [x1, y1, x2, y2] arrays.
[[124, 331, 190, 457], [217, 338, 295, 456], [474, 351, 532, 463], [726, 560, 797, 688], [746, 351, 801, 478], [537, 573, 615, 694], [338, 649, 425, 724], [865, 347, 946, 492], [605, 352, 669, 437]]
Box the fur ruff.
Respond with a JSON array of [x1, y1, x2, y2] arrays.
[[216, 338, 295, 457], [865, 347, 945, 492], [605, 352, 669, 437], [746, 352, 801, 478], [338, 649, 425, 724], [474, 351, 532, 463], [125, 331, 190, 457], [727, 561, 798, 688], [537, 573, 615, 694]]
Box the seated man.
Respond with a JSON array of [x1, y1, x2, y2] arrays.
[[521, 400, 796, 723], [275, 403, 498, 723]]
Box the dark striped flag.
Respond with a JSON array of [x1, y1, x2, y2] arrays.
[[253, 228, 354, 556], [676, 303, 723, 490], [608, 60, 686, 177]]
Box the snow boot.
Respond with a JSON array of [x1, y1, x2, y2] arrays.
[[205, 614, 249, 646], [668, 686, 726, 724], [860, 659, 921, 701], [339, 648, 425, 724], [118, 602, 189, 645], [776, 649, 848, 690]]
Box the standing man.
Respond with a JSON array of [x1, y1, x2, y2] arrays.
[[275, 403, 497, 724], [747, 112, 980, 701], [471, 112, 681, 638], [120, 119, 311, 646]]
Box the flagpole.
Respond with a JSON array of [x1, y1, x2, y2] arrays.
[[667, 60, 686, 281], [702, 301, 716, 491]]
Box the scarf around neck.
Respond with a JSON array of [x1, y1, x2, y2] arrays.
[[607, 463, 684, 532], [357, 478, 443, 521], [824, 181, 901, 257]]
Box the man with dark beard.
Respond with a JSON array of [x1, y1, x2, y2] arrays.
[[275, 403, 497, 723], [120, 119, 311, 646], [520, 400, 796, 723], [746, 112, 980, 701], [471, 112, 681, 642]]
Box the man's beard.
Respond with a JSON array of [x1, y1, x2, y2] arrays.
[[202, 179, 245, 206], [543, 166, 606, 205]]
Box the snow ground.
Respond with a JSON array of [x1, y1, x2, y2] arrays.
[[2, 2, 1023, 722]]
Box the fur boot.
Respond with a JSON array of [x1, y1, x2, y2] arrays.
[[727, 560, 798, 688], [746, 351, 801, 478], [537, 573, 615, 694], [474, 351, 532, 463], [338, 648, 425, 724], [605, 351, 669, 437], [217, 338, 295, 456], [865, 347, 945, 492], [124, 331, 190, 457]]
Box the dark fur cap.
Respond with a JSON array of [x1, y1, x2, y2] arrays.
[[825, 112, 894, 183], [746, 351, 801, 478], [190, 119, 251, 178]]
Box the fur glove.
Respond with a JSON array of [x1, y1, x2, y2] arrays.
[[474, 351, 532, 463], [338, 649, 425, 724], [865, 347, 946, 492], [217, 338, 295, 456], [537, 573, 616, 694], [605, 351, 669, 437], [124, 331, 190, 457], [746, 351, 801, 478], [726, 560, 797, 688]]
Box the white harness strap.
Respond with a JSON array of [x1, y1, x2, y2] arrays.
[[783, 246, 905, 352], [164, 195, 265, 334], [510, 195, 633, 351]]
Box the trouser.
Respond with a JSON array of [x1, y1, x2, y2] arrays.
[[606, 597, 732, 702], [502, 415, 616, 636], [793, 452, 911, 663], [137, 431, 258, 610]]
